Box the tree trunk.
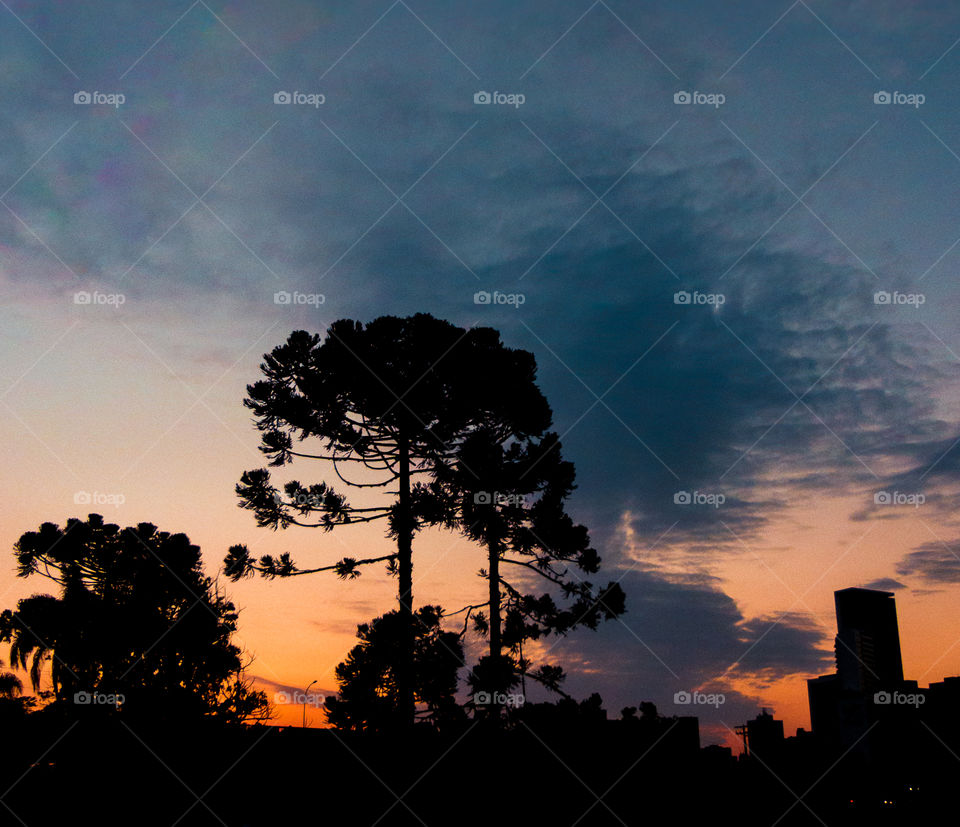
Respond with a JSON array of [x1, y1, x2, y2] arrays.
[[487, 534, 505, 722], [488, 536, 501, 661], [396, 432, 415, 728]]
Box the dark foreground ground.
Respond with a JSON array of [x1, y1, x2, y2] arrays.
[[0, 713, 950, 826]]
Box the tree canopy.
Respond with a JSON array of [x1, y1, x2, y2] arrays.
[[0, 514, 268, 724], [422, 426, 627, 707], [225, 313, 553, 724], [323, 606, 465, 732]]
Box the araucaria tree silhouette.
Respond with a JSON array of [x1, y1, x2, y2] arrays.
[[0, 514, 268, 724], [424, 427, 626, 714], [224, 313, 551, 727]]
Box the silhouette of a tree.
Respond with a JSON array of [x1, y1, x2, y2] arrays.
[[423, 426, 626, 714], [224, 314, 550, 725], [0, 514, 268, 724], [323, 606, 465, 732]]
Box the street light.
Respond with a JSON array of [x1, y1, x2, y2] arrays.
[[302, 679, 318, 728]]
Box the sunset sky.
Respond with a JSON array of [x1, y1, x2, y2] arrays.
[[2, 1, 960, 747]]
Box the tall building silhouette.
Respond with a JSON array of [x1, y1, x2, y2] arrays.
[[756, 585, 960, 782], [833, 587, 903, 693], [807, 587, 905, 749]]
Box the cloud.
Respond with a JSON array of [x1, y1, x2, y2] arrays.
[[734, 612, 833, 682], [859, 577, 906, 591], [249, 674, 336, 704], [896, 543, 960, 585], [539, 568, 830, 739]]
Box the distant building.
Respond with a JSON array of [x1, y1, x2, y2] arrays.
[[701, 743, 732, 760], [807, 673, 842, 736], [736, 709, 784, 761], [806, 587, 910, 756], [699, 743, 734, 769], [833, 588, 904, 694], [782, 584, 960, 781], [923, 676, 960, 739], [804, 587, 952, 765], [925, 675, 960, 704]]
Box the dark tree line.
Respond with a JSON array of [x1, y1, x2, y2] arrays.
[[0, 314, 625, 733]]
